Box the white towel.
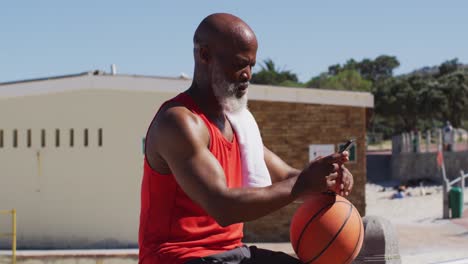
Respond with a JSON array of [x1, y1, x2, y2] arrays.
[[226, 108, 272, 187]]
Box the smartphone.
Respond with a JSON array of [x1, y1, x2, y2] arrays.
[[339, 139, 355, 153]]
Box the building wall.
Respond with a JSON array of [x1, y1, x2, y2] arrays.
[[0, 81, 370, 247], [0, 89, 174, 248], [244, 100, 367, 242]]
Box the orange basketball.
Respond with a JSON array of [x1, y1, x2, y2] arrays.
[[290, 193, 364, 264]]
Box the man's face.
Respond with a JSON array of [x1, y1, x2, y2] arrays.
[[210, 44, 257, 113], [211, 58, 249, 113]]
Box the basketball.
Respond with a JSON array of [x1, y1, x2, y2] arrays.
[[290, 192, 364, 264]]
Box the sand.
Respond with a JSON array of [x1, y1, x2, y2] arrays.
[[366, 182, 468, 263]]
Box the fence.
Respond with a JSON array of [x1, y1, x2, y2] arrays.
[[0, 209, 16, 264], [392, 128, 468, 154]]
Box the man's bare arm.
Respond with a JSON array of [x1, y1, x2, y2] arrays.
[[148, 106, 343, 226], [264, 146, 354, 196], [264, 146, 300, 183]]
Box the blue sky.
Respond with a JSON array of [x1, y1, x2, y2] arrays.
[[1, 0, 467, 83]]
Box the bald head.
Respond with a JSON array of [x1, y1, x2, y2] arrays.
[[191, 14, 258, 113], [194, 13, 257, 54]]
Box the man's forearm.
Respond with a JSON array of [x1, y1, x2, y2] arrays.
[[285, 168, 301, 180], [210, 175, 300, 226]]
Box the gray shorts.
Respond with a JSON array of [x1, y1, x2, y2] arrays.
[[185, 245, 301, 264]]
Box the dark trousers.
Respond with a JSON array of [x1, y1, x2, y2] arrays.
[[185, 245, 302, 264]]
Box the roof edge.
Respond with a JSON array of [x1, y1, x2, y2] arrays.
[[0, 71, 191, 86]]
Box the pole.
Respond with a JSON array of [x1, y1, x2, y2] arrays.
[[426, 130, 431, 152], [442, 165, 450, 219], [439, 143, 450, 219], [461, 170, 466, 218], [12, 209, 16, 264]]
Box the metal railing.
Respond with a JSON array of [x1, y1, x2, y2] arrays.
[[0, 209, 16, 264]]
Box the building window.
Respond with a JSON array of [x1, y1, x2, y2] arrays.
[[27, 129, 32, 148], [98, 128, 103, 147], [0, 130, 3, 148], [55, 129, 60, 147], [84, 129, 88, 147], [70, 129, 74, 147], [13, 129, 18, 148], [41, 129, 46, 147]]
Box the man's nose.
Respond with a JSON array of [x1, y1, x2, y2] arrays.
[[240, 67, 251, 82]]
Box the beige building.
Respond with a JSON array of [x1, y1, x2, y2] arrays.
[[0, 71, 373, 248]]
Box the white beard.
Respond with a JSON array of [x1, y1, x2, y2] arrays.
[[211, 63, 248, 114]]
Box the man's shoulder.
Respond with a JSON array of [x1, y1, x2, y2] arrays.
[[155, 101, 201, 130], [149, 102, 209, 149]]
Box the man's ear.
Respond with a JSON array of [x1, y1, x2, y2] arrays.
[[198, 46, 210, 64]]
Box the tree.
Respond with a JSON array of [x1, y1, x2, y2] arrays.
[[371, 76, 443, 136], [326, 55, 400, 83], [251, 59, 301, 87], [306, 69, 372, 92], [437, 72, 468, 127], [438, 58, 461, 77], [373, 77, 419, 132], [408, 76, 445, 124]]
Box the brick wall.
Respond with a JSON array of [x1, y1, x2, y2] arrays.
[[243, 100, 368, 242]]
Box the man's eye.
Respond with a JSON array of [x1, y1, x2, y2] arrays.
[[234, 61, 249, 68]]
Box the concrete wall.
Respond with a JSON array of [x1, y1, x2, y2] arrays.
[[0, 89, 174, 249], [391, 151, 468, 184], [0, 75, 373, 247], [367, 154, 392, 183], [244, 101, 368, 242]]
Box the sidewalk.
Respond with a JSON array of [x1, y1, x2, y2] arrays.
[[1, 186, 467, 264], [366, 183, 468, 264]]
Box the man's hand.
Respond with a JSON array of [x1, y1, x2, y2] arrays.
[[292, 152, 348, 198], [333, 150, 353, 196], [334, 164, 354, 196]]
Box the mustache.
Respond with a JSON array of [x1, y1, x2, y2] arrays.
[[235, 82, 250, 88]]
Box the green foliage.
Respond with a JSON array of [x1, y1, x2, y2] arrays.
[[372, 76, 445, 134], [437, 71, 468, 127], [371, 60, 468, 138], [251, 59, 302, 87], [326, 55, 400, 83], [248, 56, 467, 139], [306, 69, 372, 92], [438, 58, 461, 77]]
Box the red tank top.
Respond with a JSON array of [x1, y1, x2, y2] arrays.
[[138, 93, 244, 264]]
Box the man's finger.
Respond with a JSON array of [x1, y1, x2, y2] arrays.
[[323, 153, 343, 162], [327, 163, 339, 173], [327, 180, 336, 188], [327, 172, 338, 180], [342, 168, 354, 193], [348, 175, 354, 192], [340, 152, 349, 163]]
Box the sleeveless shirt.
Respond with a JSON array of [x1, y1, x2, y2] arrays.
[[138, 93, 244, 264]]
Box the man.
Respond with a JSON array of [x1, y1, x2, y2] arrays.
[[139, 13, 353, 264], [443, 120, 454, 151]]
